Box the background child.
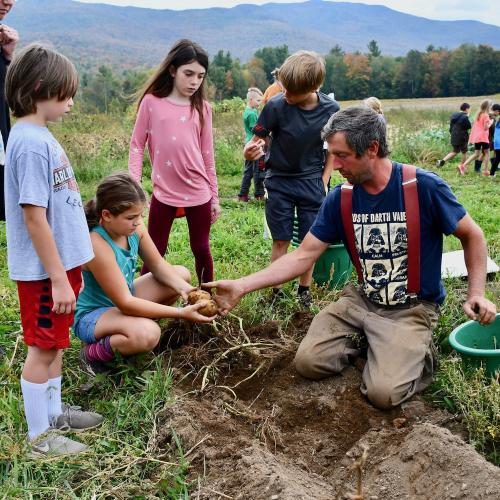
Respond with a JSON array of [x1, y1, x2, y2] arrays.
[[76, 173, 216, 376], [5, 44, 102, 457], [244, 50, 339, 308], [490, 103, 500, 177], [437, 102, 471, 168], [129, 39, 220, 283], [363, 96, 383, 116], [238, 87, 265, 202], [262, 68, 282, 105], [459, 99, 493, 175]]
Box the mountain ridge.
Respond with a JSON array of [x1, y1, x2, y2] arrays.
[[7, 0, 500, 68]]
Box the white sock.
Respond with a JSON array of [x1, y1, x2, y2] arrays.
[[20, 377, 50, 441], [47, 376, 63, 423]]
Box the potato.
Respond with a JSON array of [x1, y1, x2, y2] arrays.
[[186, 289, 218, 317], [187, 289, 211, 305], [198, 299, 218, 317]]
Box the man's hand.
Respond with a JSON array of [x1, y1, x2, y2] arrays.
[[51, 276, 77, 315], [0, 24, 18, 60], [244, 139, 265, 161], [202, 279, 245, 315], [463, 295, 497, 325]]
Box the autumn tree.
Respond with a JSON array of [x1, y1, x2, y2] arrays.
[[344, 53, 372, 98], [254, 45, 289, 82]]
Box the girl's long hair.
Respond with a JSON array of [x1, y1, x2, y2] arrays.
[[136, 39, 209, 127], [85, 172, 146, 229], [475, 99, 492, 121]]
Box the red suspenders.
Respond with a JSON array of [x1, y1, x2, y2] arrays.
[[340, 183, 363, 284], [401, 164, 421, 295], [340, 164, 421, 295]]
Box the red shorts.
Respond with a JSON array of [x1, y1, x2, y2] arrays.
[[17, 267, 82, 350]]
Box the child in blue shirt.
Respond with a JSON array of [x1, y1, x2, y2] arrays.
[[490, 103, 500, 176]]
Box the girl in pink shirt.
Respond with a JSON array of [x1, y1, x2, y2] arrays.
[[459, 99, 493, 176], [129, 39, 220, 283]]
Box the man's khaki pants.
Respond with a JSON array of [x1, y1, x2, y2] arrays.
[[294, 284, 439, 409]]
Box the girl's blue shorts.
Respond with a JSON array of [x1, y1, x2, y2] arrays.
[[73, 307, 112, 344]]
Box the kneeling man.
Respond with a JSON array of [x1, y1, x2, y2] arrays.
[[206, 106, 496, 409]]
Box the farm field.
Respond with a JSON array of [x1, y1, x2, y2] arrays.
[[341, 94, 500, 111], [0, 95, 499, 498]]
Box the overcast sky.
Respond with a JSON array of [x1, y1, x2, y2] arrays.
[[76, 0, 499, 26]]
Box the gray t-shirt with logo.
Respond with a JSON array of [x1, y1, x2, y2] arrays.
[[5, 122, 93, 281]]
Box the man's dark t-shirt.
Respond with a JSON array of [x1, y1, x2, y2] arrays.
[[252, 92, 339, 179], [310, 163, 466, 306]]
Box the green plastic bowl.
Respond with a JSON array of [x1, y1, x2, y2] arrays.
[[448, 314, 500, 377], [291, 218, 353, 290]]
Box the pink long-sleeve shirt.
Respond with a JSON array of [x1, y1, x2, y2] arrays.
[[129, 94, 219, 207]]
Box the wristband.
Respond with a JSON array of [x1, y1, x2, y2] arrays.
[[177, 306, 182, 319]]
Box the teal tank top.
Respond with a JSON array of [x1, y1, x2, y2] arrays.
[[73, 225, 140, 327]]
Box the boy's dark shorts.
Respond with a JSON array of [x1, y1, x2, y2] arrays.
[[17, 267, 82, 350], [451, 142, 468, 154], [264, 176, 325, 241]]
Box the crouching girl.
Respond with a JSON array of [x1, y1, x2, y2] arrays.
[[74, 172, 215, 375]]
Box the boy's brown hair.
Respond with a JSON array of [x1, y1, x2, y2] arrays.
[[278, 50, 325, 95], [6, 43, 78, 118]]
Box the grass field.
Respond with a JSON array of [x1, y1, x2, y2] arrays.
[[0, 95, 499, 498]]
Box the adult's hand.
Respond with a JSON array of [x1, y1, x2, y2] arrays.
[[0, 24, 18, 60], [463, 295, 497, 325], [202, 279, 244, 315]]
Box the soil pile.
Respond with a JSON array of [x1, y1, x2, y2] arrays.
[[156, 313, 500, 499]]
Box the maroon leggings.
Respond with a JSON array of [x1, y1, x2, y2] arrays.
[[142, 196, 214, 282]]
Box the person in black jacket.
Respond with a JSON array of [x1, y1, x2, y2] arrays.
[[0, 0, 18, 221], [436, 102, 471, 168]]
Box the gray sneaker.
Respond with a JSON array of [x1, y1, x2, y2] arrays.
[[29, 430, 88, 458], [51, 404, 104, 433]]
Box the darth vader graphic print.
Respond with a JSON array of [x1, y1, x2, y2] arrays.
[[352, 210, 409, 305]]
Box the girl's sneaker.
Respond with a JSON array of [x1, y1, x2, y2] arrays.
[[29, 430, 88, 458], [482, 170, 490, 176], [51, 404, 103, 433], [457, 164, 465, 175], [79, 347, 111, 377]]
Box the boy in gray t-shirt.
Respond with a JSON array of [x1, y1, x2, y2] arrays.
[[5, 44, 102, 458]]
